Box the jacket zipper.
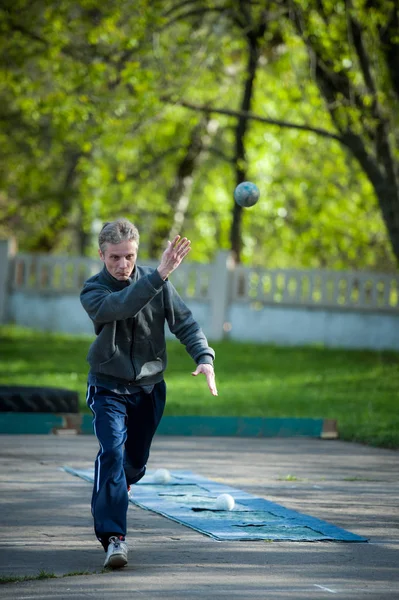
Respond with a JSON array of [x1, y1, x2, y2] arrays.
[[130, 316, 137, 381]]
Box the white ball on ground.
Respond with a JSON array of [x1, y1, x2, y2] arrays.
[[215, 493, 235, 511], [153, 468, 172, 484]]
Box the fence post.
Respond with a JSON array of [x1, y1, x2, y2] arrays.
[[209, 250, 235, 341], [0, 238, 17, 324]]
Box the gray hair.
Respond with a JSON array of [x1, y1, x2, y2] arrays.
[[99, 218, 140, 253]]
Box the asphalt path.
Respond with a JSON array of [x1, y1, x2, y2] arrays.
[[0, 434, 398, 599]]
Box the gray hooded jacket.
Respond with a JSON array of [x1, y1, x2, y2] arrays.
[[80, 265, 215, 385]]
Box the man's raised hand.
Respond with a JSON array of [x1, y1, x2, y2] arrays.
[[157, 235, 191, 280]]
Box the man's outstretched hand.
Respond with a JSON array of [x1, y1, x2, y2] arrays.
[[157, 235, 191, 280], [192, 364, 218, 396]]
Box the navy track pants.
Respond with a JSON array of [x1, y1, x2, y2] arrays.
[[86, 381, 166, 548]]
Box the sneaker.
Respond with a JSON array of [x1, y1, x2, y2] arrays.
[[103, 536, 128, 569]]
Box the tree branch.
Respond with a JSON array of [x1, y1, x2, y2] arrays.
[[1, 13, 48, 46], [346, 3, 377, 97], [207, 145, 234, 163], [165, 97, 343, 142], [377, 4, 399, 100], [121, 146, 183, 183], [162, 7, 229, 29], [163, 0, 202, 18]]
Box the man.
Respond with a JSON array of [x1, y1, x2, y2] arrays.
[[80, 218, 217, 569]]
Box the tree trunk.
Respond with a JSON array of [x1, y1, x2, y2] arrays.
[[289, 0, 399, 264], [30, 150, 82, 252], [230, 18, 266, 263], [148, 118, 209, 258], [339, 130, 399, 263]]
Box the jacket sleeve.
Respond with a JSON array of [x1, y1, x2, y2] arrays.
[[164, 281, 215, 364], [80, 270, 166, 323]]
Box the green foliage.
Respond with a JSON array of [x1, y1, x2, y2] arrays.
[[0, 0, 396, 269], [1, 326, 398, 449]]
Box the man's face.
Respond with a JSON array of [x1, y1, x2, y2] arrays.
[[99, 240, 138, 281]]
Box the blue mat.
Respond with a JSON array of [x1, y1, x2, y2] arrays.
[[64, 467, 367, 543]]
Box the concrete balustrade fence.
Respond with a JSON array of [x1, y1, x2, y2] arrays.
[[1, 239, 399, 350]]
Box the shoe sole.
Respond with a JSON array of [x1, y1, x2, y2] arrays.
[[104, 553, 128, 569]]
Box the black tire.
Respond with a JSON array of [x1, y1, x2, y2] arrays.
[[0, 385, 79, 413]]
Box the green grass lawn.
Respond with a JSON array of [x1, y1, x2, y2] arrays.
[[1, 325, 398, 449]]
